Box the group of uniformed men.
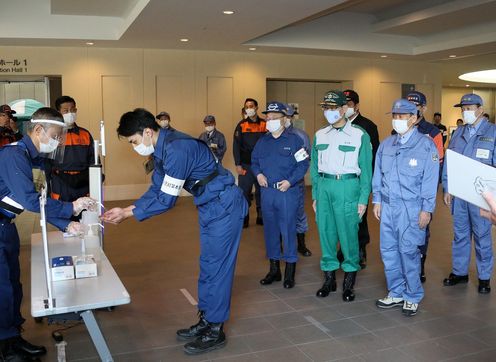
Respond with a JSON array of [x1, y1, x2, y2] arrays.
[[0, 88, 494, 359]]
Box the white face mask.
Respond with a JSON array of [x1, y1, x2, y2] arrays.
[[392, 119, 410, 135], [462, 110, 477, 125], [266, 119, 283, 133], [324, 109, 342, 125], [205, 125, 215, 132], [284, 118, 291, 128], [39, 129, 60, 153], [345, 107, 355, 119], [133, 132, 154, 156], [245, 108, 256, 118], [63, 112, 77, 126]]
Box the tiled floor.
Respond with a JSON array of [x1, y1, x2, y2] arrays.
[[17, 189, 496, 361]]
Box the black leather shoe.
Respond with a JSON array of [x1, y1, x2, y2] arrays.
[[0, 350, 33, 362], [176, 311, 210, 341], [260, 259, 282, 285], [283, 262, 296, 289], [420, 254, 427, 283], [183, 323, 226, 355], [316, 271, 337, 297], [359, 246, 367, 269], [342, 272, 357, 302], [256, 216, 263, 225], [10, 336, 46, 357], [443, 273, 469, 286], [243, 216, 249, 228], [478, 279, 491, 294], [297, 233, 312, 257]]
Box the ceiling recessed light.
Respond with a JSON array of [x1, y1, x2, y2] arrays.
[[465, 84, 470, 87], [249, 47, 256, 51], [459, 69, 496, 84], [180, 38, 189, 42], [86, 42, 94, 46], [223, 10, 235, 15], [380, 55, 388, 58], [449, 55, 457, 58]]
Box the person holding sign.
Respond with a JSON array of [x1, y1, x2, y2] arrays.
[[442, 93, 496, 294]]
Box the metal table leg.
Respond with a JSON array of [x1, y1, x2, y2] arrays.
[[80, 310, 113, 362]]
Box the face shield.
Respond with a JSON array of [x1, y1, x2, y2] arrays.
[[31, 119, 67, 162]]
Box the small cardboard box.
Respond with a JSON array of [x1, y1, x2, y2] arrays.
[[51, 256, 75, 281], [74, 256, 98, 279]]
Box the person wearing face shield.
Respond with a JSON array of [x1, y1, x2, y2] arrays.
[[404, 91, 445, 284], [251, 102, 309, 289], [442, 93, 496, 294], [198, 115, 227, 162], [0, 107, 92, 361], [283, 105, 312, 257], [373, 99, 439, 317], [233, 98, 266, 228], [311, 91, 372, 302], [45, 96, 96, 206], [340, 90, 380, 269], [101, 108, 247, 355], [156, 111, 173, 130]]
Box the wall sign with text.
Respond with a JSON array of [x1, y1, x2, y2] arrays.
[[0, 59, 29, 73]]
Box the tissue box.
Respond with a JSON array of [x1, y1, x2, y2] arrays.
[[51, 256, 75, 281], [74, 255, 98, 279]]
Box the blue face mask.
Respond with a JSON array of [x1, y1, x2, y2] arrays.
[[324, 109, 341, 124]]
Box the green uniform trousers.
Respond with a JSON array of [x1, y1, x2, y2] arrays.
[[316, 177, 361, 272]]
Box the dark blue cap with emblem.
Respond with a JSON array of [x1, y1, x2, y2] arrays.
[[407, 91, 427, 106], [388, 98, 417, 114], [454, 93, 483, 107], [262, 101, 288, 115]]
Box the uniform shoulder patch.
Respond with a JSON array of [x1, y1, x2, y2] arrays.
[[432, 153, 439, 162]]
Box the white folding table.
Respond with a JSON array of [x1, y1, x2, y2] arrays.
[[30, 231, 130, 361]]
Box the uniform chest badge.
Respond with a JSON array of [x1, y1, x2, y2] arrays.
[[409, 158, 418, 167]]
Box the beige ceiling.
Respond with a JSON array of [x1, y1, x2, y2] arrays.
[[0, 0, 496, 86]]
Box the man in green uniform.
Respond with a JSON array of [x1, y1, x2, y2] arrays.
[[311, 90, 372, 302]]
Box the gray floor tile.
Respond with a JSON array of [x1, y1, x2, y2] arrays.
[[336, 333, 391, 355], [256, 346, 312, 361], [358, 348, 416, 362], [351, 312, 399, 331], [297, 340, 355, 362], [280, 324, 332, 344], [242, 330, 293, 352], [397, 340, 458, 362], [321, 319, 368, 338]]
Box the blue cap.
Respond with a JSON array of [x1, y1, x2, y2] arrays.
[[286, 104, 298, 116], [389, 98, 417, 114], [407, 91, 427, 106], [454, 93, 483, 107], [262, 101, 287, 115]]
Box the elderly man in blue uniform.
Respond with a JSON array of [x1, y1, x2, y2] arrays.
[[198, 115, 227, 163], [442, 93, 496, 294], [311, 91, 372, 302], [102, 108, 247, 355], [284, 105, 312, 257], [0, 108, 90, 361], [374, 99, 439, 317], [252, 102, 309, 288]]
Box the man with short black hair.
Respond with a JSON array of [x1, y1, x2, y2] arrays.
[[48, 96, 95, 204], [102, 108, 247, 355], [433, 112, 448, 146], [0, 107, 90, 361], [233, 98, 266, 228]]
